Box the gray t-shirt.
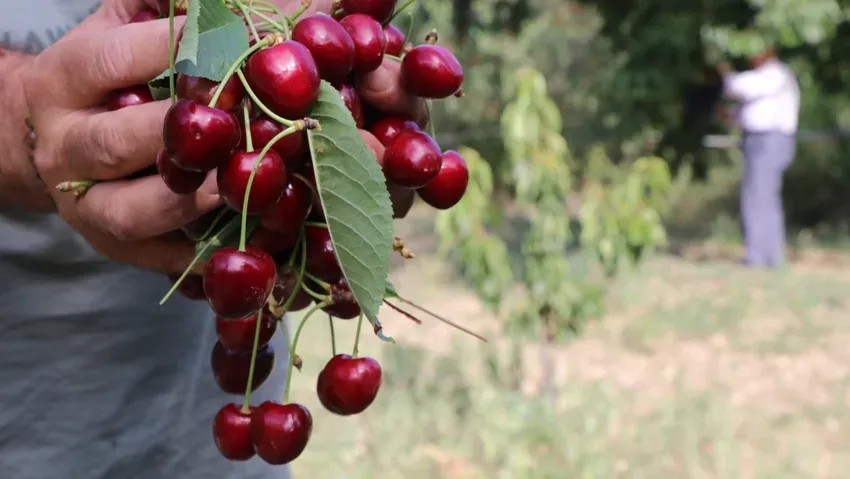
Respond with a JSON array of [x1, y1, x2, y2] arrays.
[[0, 3, 290, 478]]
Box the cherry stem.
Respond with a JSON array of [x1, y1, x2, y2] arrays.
[[283, 301, 329, 403], [235, 69, 295, 127], [167, 0, 177, 104], [233, 1, 261, 42], [238, 124, 299, 252], [394, 297, 489, 342], [286, 226, 306, 267], [303, 221, 328, 228], [385, 54, 402, 62], [242, 102, 253, 152], [253, 0, 290, 36], [275, 229, 307, 313], [303, 271, 331, 291], [241, 308, 265, 412], [382, 300, 422, 324], [209, 37, 272, 109], [352, 313, 364, 358], [425, 100, 437, 140], [387, 0, 415, 24], [196, 208, 231, 243], [328, 315, 337, 356], [55, 180, 98, 197], [405, 11, 414, 42], [159, 253, 204, 305], [302, 284, 327, 301]]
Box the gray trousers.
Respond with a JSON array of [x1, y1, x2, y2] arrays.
[[740, 131, 797, 267]]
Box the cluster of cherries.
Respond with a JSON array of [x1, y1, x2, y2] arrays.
[[108, 0, 470, 467]]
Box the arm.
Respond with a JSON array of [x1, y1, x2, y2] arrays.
[[0, 51, 55, 211], [722, 66, 787, 103]]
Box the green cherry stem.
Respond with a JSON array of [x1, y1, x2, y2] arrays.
[[405, 11, 414, 43], [196, 208, 232, 243], [395, 297, 489, 342], [208, 37, 273, 109], [352, 313, 364, 358], [387, 0, 416, 24], [254, 0, 289, 35], [283, 301, 329, 403], [287, 226, 306, 267], [286, 1, 308, 28], [303, 271, 331, 291], [385, 54, 402, 62], [168, 0, 176, 103], [159, 253, 204, 305], [241, 308, 266, 412], [250, 10, 287, 33], [328, 315, 337, 356], [271, 230, 307, 317], [303, 221, 328, 228], [234, 0, 262, 42], [426, 100, 437, 140], [302, 285, 326, 302], [242, 102, 254, 152], [235, 69, 296, 127]]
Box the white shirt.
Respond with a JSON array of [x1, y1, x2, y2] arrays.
[[722, 59, 800, 134]]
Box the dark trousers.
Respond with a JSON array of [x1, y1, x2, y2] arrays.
[[740, 131, 796, 267]]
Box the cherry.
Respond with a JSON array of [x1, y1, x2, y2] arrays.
[[213, 403, 255, 461], [130, 7, 159, 23], [168, 273, 207, 300], [304, 225, 343, 283], [291, 14, 355, 84], [105, 85, 153, 111], [417, 150, 469, 209], [335, 83, 364, 128], [341, 0, 397, 24], [317, 354, 382, 415], [177, 74, 245, 112], [383, 130, 443, 189], [163, 99, 241, 172], [322, 278, 360, 319], [368, 115, 420, 147], [156, 149, 207, 195], [401, 45, 464, 99], [339, 14, 386, 74], [216, 308, 277, 354], [260, 178, 314, 233], [211, 341, 275, 395], [181, 208, 227, 241], [273, 265, 314, 312], [388, 181, 415, 219], [157, 0, 188, 16], [245, 41, 321, 119], [250, 402, 312, 465], [248, 226, 300, 255], [297, 164, 324, 220], [249, 116, 307, 170], [384, 24, 406, 56], [218, 150, 287, 214], [203, 246, 277, 320]]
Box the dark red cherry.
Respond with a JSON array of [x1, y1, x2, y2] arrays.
[[304, 225, 343, 283], [335, 83, 364, 127], [177, 74, 245, 112], [273, 265, 314, 312], [130, 7, 159, 23], [250, 116, 307, 170], [317, 354, 382, 415], [106, 85, 153, 111], [248, 226, 300, 255], [168, 273, 207, 300], [216, 308, 277, 354], [260, 178, 314, 233], [218, 150, 287, 214], [383, 24, 405, 56], [163, 99, 241, 172], [341, 0, 397, 24], [401, 44, 464, 99], [388, 181, 415, 218], [211, 341, 275, 395], [297, 164, 324, 220], [383, 130, 442, 188], [417, 150, 469, 209], [291, 14, 355, 84], [245, 41, 321, 119], [203, 246, 277, 320], [339, 14, 386, 74], [322, 278, 360, 319], [181, 208, 228, 241], [156, 149, 206, 195], [368, 115, 420, 147], [213, 403, 256, 461], [250, 402, 312, 465], [157, 0, 188, 16]]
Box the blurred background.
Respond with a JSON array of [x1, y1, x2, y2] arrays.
[[292, 0, 850, 477]]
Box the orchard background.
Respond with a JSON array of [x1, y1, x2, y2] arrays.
[[280, 0, 850, 477]]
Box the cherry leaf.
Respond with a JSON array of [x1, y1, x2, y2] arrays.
[[175, 0, 249, 81]]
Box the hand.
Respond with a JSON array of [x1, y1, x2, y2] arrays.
[[23, 0, 219, 275]]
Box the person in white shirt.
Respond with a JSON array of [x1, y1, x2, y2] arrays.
[[718, 48, 800, 268]]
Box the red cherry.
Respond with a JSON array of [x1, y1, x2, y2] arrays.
[[250, 402, 312, 465], [401, 44, 464, 99], [168, 273, 207, 300], [322, 278, 360, 319], [211, 341, 275, 395], [383, 130, 442, 188], [130, 7, 159, 23], [341, 0, 397, 24], [388, 181, 415, 218], [156, 149, 206, 195], [317, 354, 382, 415], [304, 225, 343, 283], [273, 265, 314, 312], [163, 99, 241, 172], [297, 164, 324, 220], [417, 150, 469, 209], [260, 178, 314, 233], [203, 246, 277, 320], [368, 115, 420, 147], [218, 150, 287, 214], [245, 41, 321, 119], [249, 116, 307, 170], [213, 403, 256, 461], [335, 83, 364, 128], [216, 308, 278, 354], [291, 13, 355, 84], [105, 85, 153, 111], [176, 74, 245, 112], [248, 226, 300, 255], [339, 14, 386, 74], [383, 24, 405, 56], [157, 0, 188, 16]]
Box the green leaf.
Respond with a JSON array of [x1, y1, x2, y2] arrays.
[[307, 81, 394, 325], [194, 215, 260, 264], [175, 0, 249, 81]]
